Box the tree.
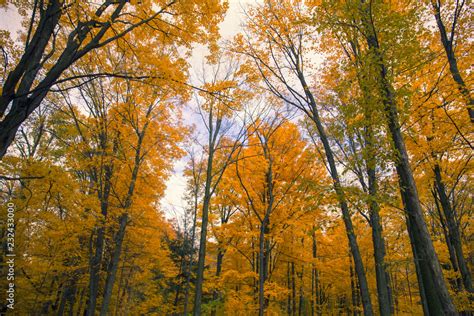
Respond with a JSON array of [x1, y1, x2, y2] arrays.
[[430, 0, 474, 122], [233, 116, 320, 315], [233, 2, 374, 314], [191, 55, 251, 316], [0, 0, 227, 158]]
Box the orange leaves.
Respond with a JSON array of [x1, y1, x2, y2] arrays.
[[200, 79, 242, 117]]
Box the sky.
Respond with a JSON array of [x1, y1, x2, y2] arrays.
[[160, 0, 255, 220], [0, 4, 21, 34]]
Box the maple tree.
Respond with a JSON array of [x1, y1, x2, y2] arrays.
[[1, 0, 472, 315]]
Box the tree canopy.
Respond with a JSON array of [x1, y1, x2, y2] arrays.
[[0, 0, 472, 315]]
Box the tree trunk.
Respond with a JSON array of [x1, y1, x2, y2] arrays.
[[258, 220, 268, 316], [87, 165, 113, 315], [75, 288, 85, 316], [350, 256, 359, 316], [292, 262, 297, 316], [296, 66, 374, 316], [288, 261, 292, 315], [210, 249, 225, 316], [174, 249, 186, 308], [298, 265, 304, 316], [193, 194, 211, 316], [193, 114, 225, 316], [311, 120, 373, 316], [367, 166, 392, 315], [58, 287, 68, 316], [100, 213, 128, 316], [433, 164, 473, 292], [99, 125, 145, 316], [405, 217, 429, 315], [433, 188, 462, 290], [360, 2, 456, 313], [311, 229, 321, 316]]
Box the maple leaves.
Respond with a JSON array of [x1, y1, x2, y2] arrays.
[[0, 0, 472, 315]]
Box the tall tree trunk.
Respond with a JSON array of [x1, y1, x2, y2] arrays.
[[296, 67, 374, 316], [288, 261, 292, 316], [68, 286, 77, 316], [405, 217, 430, 315], [100, 213, 128, 316], [193, 114, 224, 316], [311, 229, 321, 316], [87, 131, 117, 315], [114, 256, 128, 316], [298, 89, 374, 316], [210, 249, 225, 316], [183, 190, 199, 316], [298, 265, 304, 316], [58, 287, 68, 316], [350, 256, 359, 316], [433, 164, 473, 292], [193, 194, 211, 316], [59, 275, 79, 316], [360, 2, 456, 313], [367, 166, 392, 315], [75, 288, 85, 316], [433, 188, 462, 290], [100, 126, 145, 316], [292, 262, 297, 316], [87, 165, 113, 315], [174, 249, 187, 308], [193, 154, 215, 315], [258, 220, 268, 316]]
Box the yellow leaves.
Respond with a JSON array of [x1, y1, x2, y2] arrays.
[[200, 79, 241, 117], [221, 270, 257, 284], [305, 0, 322, 6], [265, 281, 289, 300]]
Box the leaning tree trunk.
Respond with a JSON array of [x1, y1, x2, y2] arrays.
[[433, 164, 473, 292], [307, 102, 374, 316], [355, 57, 392, 315], [0, 0, 62, 158], [294, 65, 374, 315], [359, 2, 456, 313], [433, 189, 462, 290]]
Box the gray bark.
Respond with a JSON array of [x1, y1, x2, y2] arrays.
[[359, 2, 456, 313], [433, 164, 472, 292], [192, 155, 214, 316]]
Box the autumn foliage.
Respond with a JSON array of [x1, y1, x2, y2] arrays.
[[0, 0, 472, 315]]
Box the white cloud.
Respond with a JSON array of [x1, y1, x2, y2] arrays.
[[160, 0, 257, 219]]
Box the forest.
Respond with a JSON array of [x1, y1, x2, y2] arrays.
[[0, 0, 472, 315]]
